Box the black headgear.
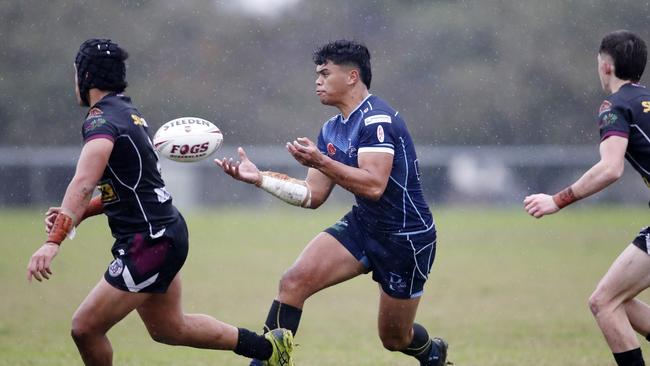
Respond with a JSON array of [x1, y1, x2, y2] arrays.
[[75, 39, 128, 106]]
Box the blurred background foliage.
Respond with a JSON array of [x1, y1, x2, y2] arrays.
[[2, 0, 650, 147]]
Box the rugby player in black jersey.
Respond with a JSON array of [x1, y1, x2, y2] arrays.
[[27, 39, 293, 366], [525, 30, 649, 366]]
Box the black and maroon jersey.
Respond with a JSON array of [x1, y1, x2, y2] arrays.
[[81, 93, 177, 238], [598, 83, 650, 185]]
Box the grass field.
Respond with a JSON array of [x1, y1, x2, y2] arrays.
[[2, 205, 650, 365]]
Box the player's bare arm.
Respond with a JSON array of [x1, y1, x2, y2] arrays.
[[524, 135, 627, 218], [215, 146, 335, 208], [288, 137, 392, 201], [27, 138, 113, 282]]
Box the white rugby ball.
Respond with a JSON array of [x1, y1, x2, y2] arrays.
[[153, 117, 223, 162]]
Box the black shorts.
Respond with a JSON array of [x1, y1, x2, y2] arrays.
[[104, 214, 189, 293], [324, 209, 437, 299], [632, 226, 650, 254]]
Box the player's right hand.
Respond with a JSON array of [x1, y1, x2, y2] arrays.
[[214, 147, 262, 185], [27, 242, 59, 282], [44, 207, 62, 233], [523, 193, 560, 218]]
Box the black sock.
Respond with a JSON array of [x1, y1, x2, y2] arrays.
[[401, 323, 434, 363], [646, 333, 650, 343], [233, 328, 273, 360], [263, 300, 303, 335], [613, 348, 645, 366]]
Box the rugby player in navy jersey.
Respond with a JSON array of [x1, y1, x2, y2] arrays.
[[524, 30, 650, 366], [27, 39, 294, 366], [216, 39, 448, 365]]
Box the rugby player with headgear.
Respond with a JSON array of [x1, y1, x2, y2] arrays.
[[27, 38, 294, 366], [524, 30, 650, 366], [216, 39, 449, 365]]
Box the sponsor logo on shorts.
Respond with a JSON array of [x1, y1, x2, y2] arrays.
[[108, 258, 124, 277], [388, 272, 407, 292]]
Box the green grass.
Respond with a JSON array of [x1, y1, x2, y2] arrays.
[[1, 205, 649, 365]]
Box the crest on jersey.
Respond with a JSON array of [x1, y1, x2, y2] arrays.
[[327, 143, 336, 156], [598, 100, 612, 115], [377, 125, 385, 143], [108, 258, 124, 277], [599, 112, 618, 128], [86, 107, 103, 119]]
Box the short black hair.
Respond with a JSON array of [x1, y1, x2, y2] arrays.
[[75, 39, 129, 106], [313, 39, 372, 89], [599, 30, 647, 82]]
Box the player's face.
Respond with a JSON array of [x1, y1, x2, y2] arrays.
[[73, 65, 82, 106], [315, 61, 352, 106], [597, 53, 613, 93]]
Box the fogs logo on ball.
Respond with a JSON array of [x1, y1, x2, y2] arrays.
[[170, 142, 210, 156]]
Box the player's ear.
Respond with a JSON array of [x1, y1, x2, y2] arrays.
[[348, 69, 360, 85]]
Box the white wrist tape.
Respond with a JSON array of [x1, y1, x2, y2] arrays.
[[257, 171, 312, 208]]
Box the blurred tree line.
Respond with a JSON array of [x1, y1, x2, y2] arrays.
[[1, 0, 649, 147]]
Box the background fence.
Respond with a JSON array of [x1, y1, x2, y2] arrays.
[[2, 145, 647, 208]]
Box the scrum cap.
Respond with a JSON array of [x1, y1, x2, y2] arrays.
[[75, 39, 128, 106]]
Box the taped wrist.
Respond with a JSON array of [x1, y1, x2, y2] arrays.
[[552, 186, 578, 209], [47, 212, 75, 245], [256, 171, 311, 207], [82, 195, 104, 220]]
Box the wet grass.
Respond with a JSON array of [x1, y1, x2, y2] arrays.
[[1, 205, 649, 365]]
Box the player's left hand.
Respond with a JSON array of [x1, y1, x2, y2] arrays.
[[523, 193, 560, 218], [27, 243, 59, 282], [44, 207, 61, 233], [287, 137, 324, 168]]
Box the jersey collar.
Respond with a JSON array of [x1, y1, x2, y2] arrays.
[[340, 94, 373, 123]]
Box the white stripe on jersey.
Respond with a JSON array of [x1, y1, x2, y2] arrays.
[[628, 124, 650, 175], [358, 146, 394, 155], [108, 135, 164, 238]]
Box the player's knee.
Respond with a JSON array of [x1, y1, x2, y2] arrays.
[[379, 332, 411, 351], [278, 268, 311, 297], [588, 289, 612, 317], [70, 316, 96, 343]]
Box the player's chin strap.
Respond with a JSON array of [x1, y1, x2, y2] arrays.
[[256, 171, 312, 208]]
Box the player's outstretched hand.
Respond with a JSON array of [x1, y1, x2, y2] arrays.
[[523, 193, 560, 219], [27, 243, 59, 282], [44, 207, 61, 233], [214, 147, 262, 185], [287, 137, 324, 168]]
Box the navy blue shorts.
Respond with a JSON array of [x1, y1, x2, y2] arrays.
[[324, 209, 437, 299], [104, 214, 189, 293]]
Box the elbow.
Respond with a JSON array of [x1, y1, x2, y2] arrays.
[[365, 185, 386, 202], [604, 164, 624, 182]]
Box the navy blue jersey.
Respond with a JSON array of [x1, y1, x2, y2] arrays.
[[598, 83, 650, 186], [317, 95, 433, 234], [81, 93, 177, 238]]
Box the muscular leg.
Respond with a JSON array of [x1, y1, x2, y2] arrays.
[[377, 289, 420, 351], [625, 299, 650, 337], [136, 274, 238, 349], [277, 232, 367, 308], [71, 277, 150, 366], [589, 244, 650, 354]]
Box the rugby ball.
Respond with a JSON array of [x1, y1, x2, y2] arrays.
[[153, 117, 223, 162]]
